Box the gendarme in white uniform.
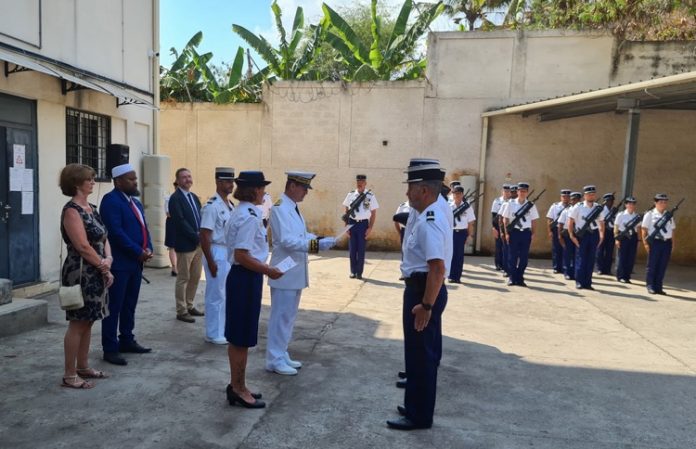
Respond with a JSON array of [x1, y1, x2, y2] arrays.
[[200, 193, 234, 342], [451, 201, 476, 230], [546, 202, 567, 223], [226, 202, 268, 264], [268, 193, 312, 290], [641, 208, 676, 239], [342, 190, 379, 220], [395, 201, 411, 230], [261, 192, 272, 221], [500, 199, 539, 230], [568, 201, 604, 232], [491, 195, 504, 216], [601, 206, 615, 230], [401, 201, 453, 278]]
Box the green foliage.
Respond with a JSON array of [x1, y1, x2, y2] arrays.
[[510, 0, 696, 40], [443, 0, 512, 31], [322, 0, 445, 81]]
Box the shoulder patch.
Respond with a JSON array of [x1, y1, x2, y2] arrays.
[[248, 207, 258, 217], [274, 198, 283, 206], [426, 210, 435, 221]]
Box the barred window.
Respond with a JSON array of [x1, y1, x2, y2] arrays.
[[66, 108, 111, 180]]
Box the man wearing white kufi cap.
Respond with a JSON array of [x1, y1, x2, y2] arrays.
[[265, 171, 336, 375], [99, 163, 154, 366]]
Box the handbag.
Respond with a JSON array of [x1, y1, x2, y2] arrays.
[[59, 244, 84, 311]]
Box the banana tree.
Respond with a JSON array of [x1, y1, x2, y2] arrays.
[[322, 0, 444, 81], [232, 1, 323, 80], [160, 32, 210, 102]]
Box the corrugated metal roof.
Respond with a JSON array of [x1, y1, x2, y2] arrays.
[[482, 71, 696, 121]]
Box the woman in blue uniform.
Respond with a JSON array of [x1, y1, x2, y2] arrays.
[[224, 171, 283, 408]]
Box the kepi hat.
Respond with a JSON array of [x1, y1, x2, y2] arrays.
[[215, 167, 235, 180], [286, 171, 315, 189], [404, 158, 445, 183]]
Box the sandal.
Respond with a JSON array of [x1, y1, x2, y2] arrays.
[[76, 368, 110, 379], [61, 375, 94, 389]]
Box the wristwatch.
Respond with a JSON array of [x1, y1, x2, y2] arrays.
[[421, 302, 432, 311]]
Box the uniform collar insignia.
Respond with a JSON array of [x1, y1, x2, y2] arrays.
[[248, 207, 258, 217]]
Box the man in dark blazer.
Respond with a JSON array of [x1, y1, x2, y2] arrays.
[[168, 167, 205, 323], [100, 163, 154, 366]]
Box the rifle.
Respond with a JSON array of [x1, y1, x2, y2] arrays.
[[646, 198, 684, 245], [575, 195, 612, 239], [604, 197, 625, 227], [550, 203, 570, 229], [453, 192, 483, 221], [505, 189, 546, 233], [615, 211, 645, 241], [341, 189, 371, 224]]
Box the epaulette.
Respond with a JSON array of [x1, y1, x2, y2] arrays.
[[248, 208, 258, 217], [274, 198, 282, 206], [426, 210, 435, 221]]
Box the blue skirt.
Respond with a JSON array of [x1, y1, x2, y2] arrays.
[[225, 264, 263, 347]]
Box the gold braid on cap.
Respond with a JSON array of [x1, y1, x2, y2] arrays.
[[288, 175, 310, 186], [309, 238, 319, 254]]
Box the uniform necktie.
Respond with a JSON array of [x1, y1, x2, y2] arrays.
[[187, 193, 201, 229], [295, 205, 301, 217], [129, 198, 148, 250]]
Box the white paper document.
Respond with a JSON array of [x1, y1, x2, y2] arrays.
[[334, 224, 353, 239], [274, 256, 297, 273], [9, 167, 22, 191], [22, 168, 34, 191], [22, 191, 33, 215]]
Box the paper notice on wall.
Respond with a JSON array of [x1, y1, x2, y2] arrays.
[[22, 168, 33, 191], [22, 191, 33, 215], [13, 144, 26, 168], [9, 167, 22, 191]]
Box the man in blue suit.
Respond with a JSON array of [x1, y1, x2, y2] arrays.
[[100, 163, 153, 366]]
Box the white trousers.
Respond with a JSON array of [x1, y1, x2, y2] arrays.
[[203, 245, 230, 341], [266, 288, 302, 368]]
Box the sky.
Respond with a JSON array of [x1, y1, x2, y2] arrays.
[[160, 0, 456, 69]]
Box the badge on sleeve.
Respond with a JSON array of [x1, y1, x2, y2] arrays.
[[248, 208, 258, 217]]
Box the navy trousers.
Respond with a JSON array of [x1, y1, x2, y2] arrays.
[[493, 225, 504, 270], [403, 273, 447, 427], [596, 230, 615, 275], [449, 230, 468, 282], [616, 235, 638, 282], [550, 227, 564, 272], [562, 233, 576, 280], [646, 239, 672, 292], [574, 231, 599, 288], [508, 229, 532, 285], [102, 267, 143, 353], [349, 220, 368, 276]]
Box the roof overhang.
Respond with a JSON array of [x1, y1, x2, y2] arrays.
[[482, 71, 696, 122], [0, 42, 155, 110]]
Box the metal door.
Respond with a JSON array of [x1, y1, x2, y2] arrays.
[[0, 93, 39, 286]]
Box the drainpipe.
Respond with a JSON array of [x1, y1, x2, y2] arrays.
[[152, 0, 160, 154], [475, 116, 489, 253]]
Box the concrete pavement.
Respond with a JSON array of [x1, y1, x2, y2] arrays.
[[1, 252, 695, 449]]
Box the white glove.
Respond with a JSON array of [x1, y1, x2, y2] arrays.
[[307, 233, 317, 240], [318, 237, 336, 251]]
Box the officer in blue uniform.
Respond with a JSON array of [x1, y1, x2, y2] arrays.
[[491, 184, 510, 271], [501, 182, 539, 287], [596, 193, 616, 275], [641, 193, 676, 295], [546, 189, 571, 273], [449, 185, 476, 284], [342, 175, 379, 279], [567, 185, 605, 290], [557, 192, 581, 280], [614, 196, 640, 284], [499, 184, 517, 278], [387, 158, 452, 431]]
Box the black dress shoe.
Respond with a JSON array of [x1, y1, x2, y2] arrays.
[[656, 290, 668, 295], [507, 281, 514, 286], [356, 274, 363, 280], [397, 405, 406, 416], [349, 273, 356, 279], [564, 275, 571, 280], [188, 307, 205, 317], [586, 286, 595, 291], [396, 379, 407, 389], [518, 281, 528, 287], [103, 352, 127, 366], [576, 284, 583, 290], [618, 279, 627, 283], [176, 314, 195, 323], [119, 341, 152, 354], [386, 417, 431, 430], [226, 387, 265, 408], [226, 384, 261, 401], [397, 371, 407, 379], [647, 288, 657, 294]]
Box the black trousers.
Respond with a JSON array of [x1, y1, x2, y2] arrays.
[[403, 273, 447, 426]]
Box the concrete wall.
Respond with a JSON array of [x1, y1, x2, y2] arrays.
[[160, 31, 696, 263], [0, 0, 155, 92]]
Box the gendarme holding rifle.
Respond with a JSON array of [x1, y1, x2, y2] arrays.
[[567, 185, 605, 290], [342, 174, 379, 280], [500, 182, 542, 287], [641, 193, 682, 295]]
